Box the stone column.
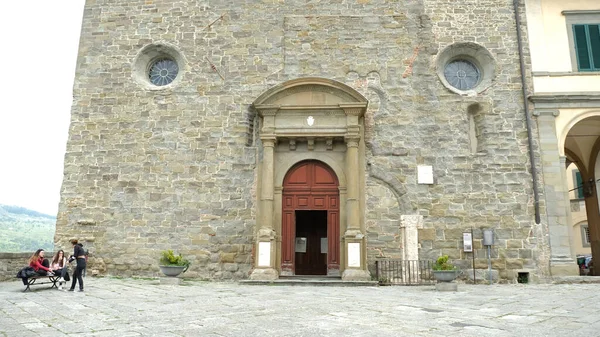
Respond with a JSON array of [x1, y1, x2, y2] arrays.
[[401, 215, 424, 282], [250, 107, 279, 280], [341, 103, 370, 281], [559, 156, 576, 259], [582, 171, 600, 276], [401, 215, 424, 261], [535, 110, 578, 276]]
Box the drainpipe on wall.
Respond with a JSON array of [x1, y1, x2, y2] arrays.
[[513, 0, 541, 224]]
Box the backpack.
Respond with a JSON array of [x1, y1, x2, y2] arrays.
[[16, 266, 36, 279]]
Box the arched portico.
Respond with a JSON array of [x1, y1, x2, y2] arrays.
[[562, 115, 600, 275], [535, 105, 600, 277], [249, 77, 370, 281]]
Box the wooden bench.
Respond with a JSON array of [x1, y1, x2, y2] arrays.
[[22, 275, 60, 292]]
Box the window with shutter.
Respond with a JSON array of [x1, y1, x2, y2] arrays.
[[581, 224, 591, 247], [575, 170, 584, 199], [573, 24, 600, 71]]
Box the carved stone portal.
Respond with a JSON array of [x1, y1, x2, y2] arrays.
[[250, 77, 370, 281]]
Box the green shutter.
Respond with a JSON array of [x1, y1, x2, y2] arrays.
[[575, 171, 584, 199], [574, 24, 600, 71], [589, 25, 600, 70], [574, 25, 592, 70]]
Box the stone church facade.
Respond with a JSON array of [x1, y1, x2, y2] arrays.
[[55, 0, 567, 282]]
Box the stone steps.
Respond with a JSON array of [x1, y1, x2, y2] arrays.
[[240, 276, 378, 287]]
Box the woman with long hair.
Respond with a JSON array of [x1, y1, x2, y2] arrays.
[[68, 240, 86, 292], [29, 249, 52, 276], [51, 250, 70, 289]]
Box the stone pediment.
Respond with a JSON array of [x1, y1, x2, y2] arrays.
[[253, 78, 368, 139], [253, 77, 367, 109]]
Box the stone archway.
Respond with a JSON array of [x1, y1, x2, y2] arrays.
[[248, 77, 371, 281], [563, 116, 600, 275]]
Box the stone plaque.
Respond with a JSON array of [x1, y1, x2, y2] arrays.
[[258, 242, 270, 267], [348, 243, 360, 267]]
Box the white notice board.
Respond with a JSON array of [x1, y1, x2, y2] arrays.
[[417, 165, 434, 184], [348, 243, 360, 267], [463, 232, 473, 252], [258, 242, 270, 267]]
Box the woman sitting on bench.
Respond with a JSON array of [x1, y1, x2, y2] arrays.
[[29, 249, 53, 276], [50, 250, 70, 289]]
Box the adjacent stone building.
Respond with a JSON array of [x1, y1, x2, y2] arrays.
[[56, 0, 575, 282], [526, 0, 600, 277]]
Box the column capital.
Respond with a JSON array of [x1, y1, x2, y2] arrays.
[[344, 136, 360, 148], [400, 214, 424, 229], [532, 109, 559, 117], [559, 156, 567, 165], [260, 136, 277, 147]]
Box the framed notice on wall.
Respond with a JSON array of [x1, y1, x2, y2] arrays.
[[348, 243, 361, 267], [320, 238, 328, 254], [463, 232, 473, 252], [258, 242, 271, 267], [295, 237, 307, 253]]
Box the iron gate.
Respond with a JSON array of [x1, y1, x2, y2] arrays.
[[375, 259, 435, 285]]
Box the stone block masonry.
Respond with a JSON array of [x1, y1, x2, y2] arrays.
[[56, 0, 546, 282], [0, 253, 32, 282]]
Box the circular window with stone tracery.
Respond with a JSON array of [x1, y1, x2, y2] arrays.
[[148, 58, 179, 86], [436, 43, 496, 95], [443, 60, 481, 91], [133, 43, 185, 90]]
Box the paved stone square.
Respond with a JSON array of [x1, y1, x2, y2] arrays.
[[1, 278, 599, 336]]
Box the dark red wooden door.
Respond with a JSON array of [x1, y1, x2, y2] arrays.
[[282, 161, 340, 275]]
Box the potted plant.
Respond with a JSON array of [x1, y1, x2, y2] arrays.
[[432, 255, 459, 282], [159, 250, 190, 277]]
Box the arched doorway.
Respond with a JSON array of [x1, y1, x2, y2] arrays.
[[281, 160, 340, 276]]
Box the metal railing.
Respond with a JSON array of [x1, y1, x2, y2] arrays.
[[375, 259, 435, 286]]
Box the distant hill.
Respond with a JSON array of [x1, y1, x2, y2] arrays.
[[0, 204, 55, 253]]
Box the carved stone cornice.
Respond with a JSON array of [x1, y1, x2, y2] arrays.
[[529, 93, 600, 109], [254, 104, 280, 117], [340, 103, 367, 117]]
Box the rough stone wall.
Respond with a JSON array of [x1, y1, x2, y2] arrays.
[[366, 179, 403, 260], [0, 253, 40, 282], [417, 0, 543, 281], [57, 0, 543, 281]]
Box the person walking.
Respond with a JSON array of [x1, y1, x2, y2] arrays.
[[68, 240, 86, 292]]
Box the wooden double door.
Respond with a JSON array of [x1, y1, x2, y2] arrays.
[[282, 161, 340, 275]]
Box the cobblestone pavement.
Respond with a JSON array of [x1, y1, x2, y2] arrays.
[[1, 278, 599, 336]]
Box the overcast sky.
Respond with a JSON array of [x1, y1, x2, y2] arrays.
[[0, 2, 86, 216]]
